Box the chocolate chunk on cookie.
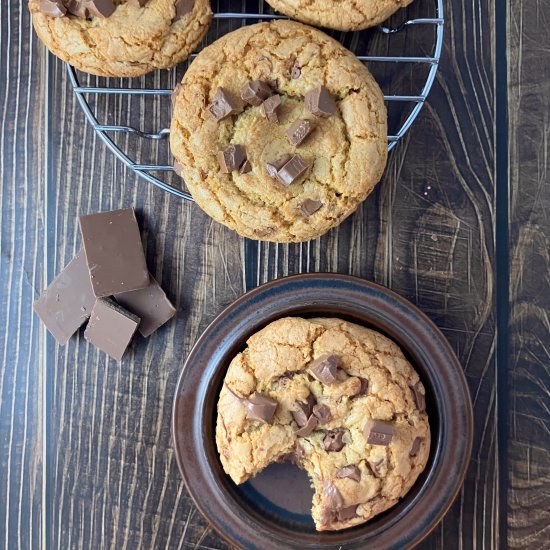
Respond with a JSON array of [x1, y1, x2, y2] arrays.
[[305, 86, 337, 118], [208, 88, 242, 121], [243, 392, 278, 423], [241, 80, 272, 106], [364, 420, 394, 446], [309, 354, 339, 385]]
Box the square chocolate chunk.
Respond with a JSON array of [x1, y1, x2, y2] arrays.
[[115, 276, 176, 338], [33, 250, 96, 345], [79, 208, 149, 298], [84, 298, 140, 360]]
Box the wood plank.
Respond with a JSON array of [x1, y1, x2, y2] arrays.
[[508, 1, 550, 547], [0, 3, 46, 549], [45, 49, 242, 547]]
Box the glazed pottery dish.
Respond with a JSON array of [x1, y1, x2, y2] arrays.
[[173, 274, 473, 550]]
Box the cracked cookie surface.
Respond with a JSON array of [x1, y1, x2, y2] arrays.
[[265, 0, 414, 31], [215, 317, 430, 531], [29, 0, 212, 77], [170, 20, 387, 243]]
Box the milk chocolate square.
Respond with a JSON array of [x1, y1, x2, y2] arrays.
[[114, 276, 176, 338], [33, 250, 96, 345], [79, 208, 149, 298], [84, 298, 140, 360]]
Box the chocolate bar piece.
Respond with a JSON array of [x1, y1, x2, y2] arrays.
[[266, 154, 292, 178], [305, 86, 337, 118], [84, 298, 140, 360], [260, 94, 281, 123], [308, 354, 338, 385], [241, 80, 272, 106], [243, 392, 278, 423], [79, 208, 149, 298], [115, 276, 176, 338], [301, 199, 323, 216], [207, 88, 241, 121], [67, 0, 116, 18], [33, 250, 96, 345], [363, 419, 394, 446], [287, 119, 314, 146], [217, 144, 246, 173], [276, 155, 309, 186], [36, 0, 67, 16]]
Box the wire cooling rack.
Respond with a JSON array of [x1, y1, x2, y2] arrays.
[[67, 0, 444, 201]]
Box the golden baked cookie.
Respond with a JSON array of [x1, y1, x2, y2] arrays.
[[29, 0, 213, 77], [170, 20, 387, 243], [265, 0, 414, 32], [215, 317, 430, 531]]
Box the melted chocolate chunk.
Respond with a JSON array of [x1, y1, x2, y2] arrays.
[[324, 430, 345, 452], [337, 505, 358, 521], [357, 377, 369, 395], [410, 436, 423, 457], [295, 414, 318, 437], [367, 459, 384, 478], [305, 86, 337, 118], [174, 0, 195, 19], [239, 159, 252, 174], [287, 119, 314, 146], [312, 404, 331, 424], [336, 464, 361, 482], [243, 392, 278, 423], [36, 0, 67, 16], [127, 0, 148, 6], [301, 199, 323, 217], [410, 383, 426, 412], [308, 354, 339, 385], [240, 80, 272, 106], [207, 87, 241, 121], [217, 144, 246, 173], [364, 420, 394, 446], [292, 393, 316, 427], [69, 0, 116, 18], [260, 94, 281, 123], [323, 482, 344, 510]]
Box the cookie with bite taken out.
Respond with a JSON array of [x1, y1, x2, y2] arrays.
[[215, 316, 430, 531]]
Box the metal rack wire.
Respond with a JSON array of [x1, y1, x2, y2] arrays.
[[67, 0, 444, 201]]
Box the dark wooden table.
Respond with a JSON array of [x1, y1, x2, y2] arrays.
[[1, 0, 548, 548]]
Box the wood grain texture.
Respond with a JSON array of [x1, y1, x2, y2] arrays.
[[508, 1, 550, 548], [0, 3, 45, 549], [0, 0, 505, 548]]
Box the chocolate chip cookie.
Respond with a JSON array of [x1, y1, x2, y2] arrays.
[[215, 317, 430, 531], [170, 20, 387, 243], [264, 0, 414, 32], [29, 0, 212, 77]]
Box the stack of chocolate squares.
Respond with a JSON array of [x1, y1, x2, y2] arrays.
[[33, 208, 176, 360]]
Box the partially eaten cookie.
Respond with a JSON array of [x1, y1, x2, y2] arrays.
[[215, 317, 430, 531]]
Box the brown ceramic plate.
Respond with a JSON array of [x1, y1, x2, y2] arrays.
[[172, 274, 473, 550]]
